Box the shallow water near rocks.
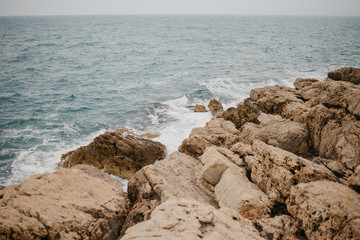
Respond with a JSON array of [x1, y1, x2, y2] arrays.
[[0, 15, 359, 186]]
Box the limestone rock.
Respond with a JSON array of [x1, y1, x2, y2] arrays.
[[286, 181, 360, 240], [328, 67, 360, 85], [254, 215, 305, 240], [348, 166, 360, 192], [245, 140, 338, 203], [179, 118, 240, 158], [319, 119, 360, 171], [60, 130, 166, 179], [223, 106, 242, 128], [0, 165, 129, 240], [249, 86, 303, 115], [215, 168, 273, 220], [123, 151, 218, 234], [312, 157, 353, 181], [193, 104, 207, 112], [294, 78, 319, 90], [298, 78, 360, 118], [208, 99, 224, 117], [231, 142, 254, 157], [121, 197, 264, 240], [238, 113, 309, 156], [281, 102, 310, 123]]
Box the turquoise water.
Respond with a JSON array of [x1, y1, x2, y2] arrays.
[[1, 15, 359, 185]]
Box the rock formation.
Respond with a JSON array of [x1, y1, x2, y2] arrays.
[[59, 130, 166, 179], [0, 165, 129, 240], [1, 67, 360, 240], [193, 104, 207, 112]]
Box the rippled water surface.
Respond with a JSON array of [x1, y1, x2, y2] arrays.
[[1, 15, 359, 185]]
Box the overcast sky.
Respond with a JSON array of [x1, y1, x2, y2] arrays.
[[1, 0, 360, 16]]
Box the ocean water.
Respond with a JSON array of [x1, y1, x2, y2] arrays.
[[1, 15, 359, 186]]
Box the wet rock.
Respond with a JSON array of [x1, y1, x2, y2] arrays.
[[179, 118, 240, 158], [208, 99, 224, 117], [121, 197, 264, 240], [193, 104, 207, 112], [0, 165, 129, 240], [328, 67, 360, 85], [215, 168, 273, 220], [245, 140, 338, 203], [254, 215, 305, 240], [59, 130, 166, 179], [286, 181, 360, 240], [238, 113, 309, 156]]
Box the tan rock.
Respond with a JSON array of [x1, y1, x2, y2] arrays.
[[123, 151, 218, 234], [193, 104, 207, 112], [215, 168, 273, 220], [59, 130, 166, 179], [0, 165, 129, 240], [231, 142, 254, 157], [294, 78, 319, 90], [121, 197, 264, 240], [319, 119, 360, 171], [222, 106, 242, 128], [313, 157, 353, 181], [328, 67, 360, 85], [245, 140, 338, 203], [179, 118, 240, 158], [348, 166, 360, 192], [254, 215, 305, 240], [298, 78, 360, 118], [208, 99, 224, 117], [281, 101, 310, 122], [249, 86, 303, 115], [238, 113, 309, 156], [286, 181, 360, 240]]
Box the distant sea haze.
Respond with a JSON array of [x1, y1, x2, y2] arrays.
[[0, 15, 359, 185]]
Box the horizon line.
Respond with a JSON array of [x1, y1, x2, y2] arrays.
[[1, 13, 360, 17]]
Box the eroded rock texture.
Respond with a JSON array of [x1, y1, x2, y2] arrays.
[[0, 165, 129, 240], [286, 181, 360, 240], [60, 130, 166, 179], [121, 198, 264, 240]]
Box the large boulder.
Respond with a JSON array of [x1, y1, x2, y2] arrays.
[[59, 130, 166, 179], [179, 118, 240, 158], [238, 113, 309, 156], [122, 151, 217, 234], [319, 119, 360, 171], [249, 86, 303, 115], [286, 181, 360, 240], [121, 197, 264, 240], [0, 165, 129, 240], [215, 168, 273, 220], [243, 141, 338, 203], [297, 78, 360, 118], [328, 67, 360, 85], [193, 104, 207, 112], [208, 99, 224, 117]]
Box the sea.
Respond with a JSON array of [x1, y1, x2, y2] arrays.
[[1, 15, 359, 188]]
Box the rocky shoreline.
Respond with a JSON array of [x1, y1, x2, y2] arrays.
[[1, 67, 360, 240]]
